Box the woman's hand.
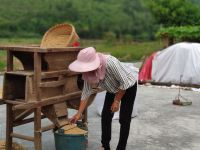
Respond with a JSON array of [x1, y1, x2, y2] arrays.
[[70, 99, 88, 124], [111, 101, 120, 112], [70, 112, 82, 124]]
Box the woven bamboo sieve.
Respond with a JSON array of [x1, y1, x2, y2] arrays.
[[40, 23, 79, 48]]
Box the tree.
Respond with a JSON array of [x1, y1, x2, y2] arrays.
[[147, 0, 200, 26]]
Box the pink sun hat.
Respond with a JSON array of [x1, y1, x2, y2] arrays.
[[69, 47, 100, 72]]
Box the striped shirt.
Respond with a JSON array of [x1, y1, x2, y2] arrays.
[[81, 55, 136, 100]]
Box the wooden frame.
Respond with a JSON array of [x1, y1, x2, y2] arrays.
[[0, 46, 99, 150]]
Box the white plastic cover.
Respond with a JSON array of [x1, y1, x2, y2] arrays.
[[93, 63, 139, 119], [152, 42, 200, 85]]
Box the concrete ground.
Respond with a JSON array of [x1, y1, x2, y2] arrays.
[[0, 75, 200, 150]]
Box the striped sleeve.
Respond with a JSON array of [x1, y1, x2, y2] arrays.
[[81, 81, 92, 101], [108, 57, 135, 90]]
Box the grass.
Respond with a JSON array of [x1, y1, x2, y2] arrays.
[[99, 42, 161, 61], [0, 38, 41, 45], [0, 38, 163, 71], [81, 40, 162, 62], [0, 51, 6, 71]]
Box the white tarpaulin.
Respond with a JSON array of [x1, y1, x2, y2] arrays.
[[152, 42, 200, 85], [94, 63, 139, 119]]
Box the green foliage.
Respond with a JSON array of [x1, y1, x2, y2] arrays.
[[0, 0, 156, 40], [0, 62, 5, 71], [0, 38, 41, 45], [98, 41, 161, 61], [81, 39, 162, 61], [121, 34, 134, 43], [147, 0, 200, 27], [157, 26, 200, 42], [103, 31, 116, 45], [0, 51, 6, 71], [1, 0, 200, 40]]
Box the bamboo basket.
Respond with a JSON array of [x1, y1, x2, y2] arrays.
[[40, 23, 79, 48]]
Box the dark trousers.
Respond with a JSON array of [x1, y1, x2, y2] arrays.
[[101, 83, 137, 150]]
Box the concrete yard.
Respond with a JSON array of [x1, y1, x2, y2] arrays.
[[0, 75, 200, 150]]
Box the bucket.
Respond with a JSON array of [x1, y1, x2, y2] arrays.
[[54, 122, 88, 150]]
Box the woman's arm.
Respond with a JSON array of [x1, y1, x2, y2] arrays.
[[111, 89, 125, 112], [70, 80, 93, 123], [70, 99, 88, 124], [114, 89, 125, 102], [77, 99, 88, 115]]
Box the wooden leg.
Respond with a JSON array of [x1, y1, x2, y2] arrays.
[[34, 107, 42, 150], [82, 108, 88, 123], [6, 104, 13, 150]]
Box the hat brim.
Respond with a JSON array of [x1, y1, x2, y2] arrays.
[[69, 54, 100, 72]]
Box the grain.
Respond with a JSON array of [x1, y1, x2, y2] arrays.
[[0, 140, 26, 150], [62, 124, 88, 135]]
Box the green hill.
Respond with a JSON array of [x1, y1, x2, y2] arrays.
[[0, 0, 200, 40]]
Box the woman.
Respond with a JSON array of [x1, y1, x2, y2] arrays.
[[69, 47, 137, 150]]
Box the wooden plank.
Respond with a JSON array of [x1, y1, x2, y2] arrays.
[[0, 46, 82, 53], [34, 107, 42, 150], [6, 71, 34, 76], [42, 105, 59, 127], [40, 78, 67, 88], [12, 91, 82, 110], [0, 46, 41, 52], [7, 50, 13, 71], [12, 101, 37, 110], [15, 99, 26, 102], [41, 70, 79, 79], [41, 70, 69, 79], [54, 102, 67, 117], [25, 75, 36, 102], [11, 133, 34, 141], [34, 52, 41, 101], [41, 124, 55, 132], [12, 89, 102, 110], [25, 76, 29, 102], [13, 115, 46, 127], [4, 100, 24, 105], [6, 104, 13, 150], [14, 109, 34, 121]]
